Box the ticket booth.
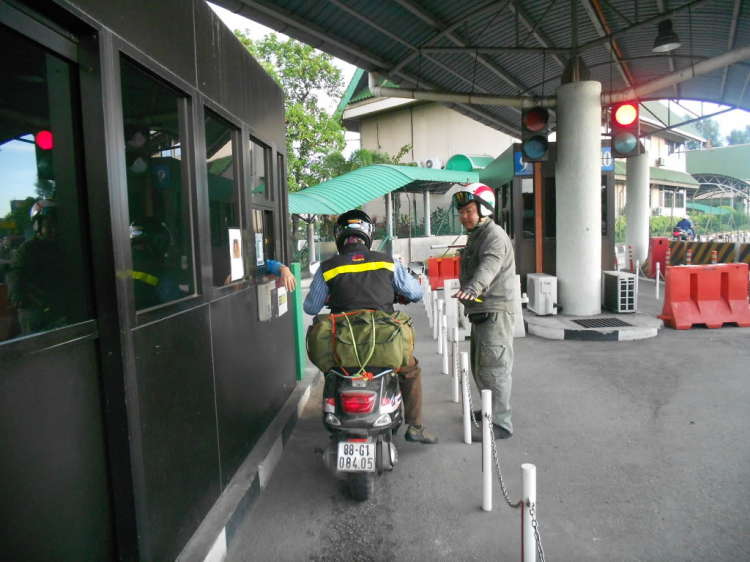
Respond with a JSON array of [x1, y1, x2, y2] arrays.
[[479, 143, 616, 290]]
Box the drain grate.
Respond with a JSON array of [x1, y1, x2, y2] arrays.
[[572, 318, 632, 329]]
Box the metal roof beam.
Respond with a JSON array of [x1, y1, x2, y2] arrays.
[[506, 0, 566, 69], [578, 0, 714, 53], [392, 0, 533, 94], [719, 0, 742, 102], [580, 0, 633, 86], [389, 0, 512, 76], [420, 46, 572, 56]]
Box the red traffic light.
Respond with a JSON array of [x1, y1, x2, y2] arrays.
[[35, 130, 54, 150], [614, 104, 637, 126], [523, 107, 550, 132]]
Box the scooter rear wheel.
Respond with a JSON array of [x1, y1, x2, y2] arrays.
[[350, 472, 374, 502]]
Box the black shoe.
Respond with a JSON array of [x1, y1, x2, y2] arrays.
[[472, 423, 513, 441]]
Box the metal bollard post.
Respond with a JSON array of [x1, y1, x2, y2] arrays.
[[628, 245, 633, 272], [634, 259, 639, 309], [452, 328, 460, 403], [436, 300, 444, 345], [522, 464, 538, 562], [441, 314, 449, 374], [711, 250, 718, 264], [461, 351, 471, 444], [431, 293, 438, 334], [656, 262, 660, 300], [665, 246, 671, 267], [687, 247, 692, 265], [482, 389, 492, 512]]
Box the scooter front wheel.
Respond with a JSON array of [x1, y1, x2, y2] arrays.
[[350, 472, 374, 502]]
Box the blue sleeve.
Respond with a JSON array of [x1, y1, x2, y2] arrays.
[[392, 262, 424, 302], [266, 259, 283, 276], [303, 268, 329, 315]]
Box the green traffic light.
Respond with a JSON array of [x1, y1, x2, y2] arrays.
[[612, 131, 637, 155]]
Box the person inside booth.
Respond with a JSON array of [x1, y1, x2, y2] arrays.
[[130, 216, 185, 310]]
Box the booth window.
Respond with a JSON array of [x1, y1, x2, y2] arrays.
[[250, 139, 268, 204], [521, 178, 534, 239], [0, 24, 92, 342], [204, 110, 241, 286], [121, 58, 195, 310], [252, 209, 275, 269]]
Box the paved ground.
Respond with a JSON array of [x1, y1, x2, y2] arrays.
[[226, 280, 750, 562]]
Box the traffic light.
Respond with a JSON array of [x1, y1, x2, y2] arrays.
[[521, 106, 551, 162], [610, 102, 640, 158], [34, 130, 55, 181]]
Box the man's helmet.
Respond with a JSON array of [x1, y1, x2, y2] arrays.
[[29, 199, 57, 231], [334, 209, 374, 251], [130, 217, 172, 257], [452, 182, 495, 217]]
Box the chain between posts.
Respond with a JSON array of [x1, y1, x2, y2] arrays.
[[460, 368, 547, 559]]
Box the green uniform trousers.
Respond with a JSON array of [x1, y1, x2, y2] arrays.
[[469, 310, 515, 433]]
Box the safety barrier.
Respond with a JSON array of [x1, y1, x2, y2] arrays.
[[427, 256, 460, 289], [739, 244, 750, 265], [647, 237, 670, 278], [658, 263, 750, 329], [667, 241, 736, 267], [456, 352, 546, 561]]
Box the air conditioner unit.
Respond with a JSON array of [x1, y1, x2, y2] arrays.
[[424, 157, 442, 169], [527, 273, 557, 316], [602, 271, 636, 313], [656, 157, 666, 166]]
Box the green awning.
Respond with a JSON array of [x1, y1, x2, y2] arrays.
[[288, 164, 478, 215], [444, 154, 494, 172], [614, 161, 699, 187]]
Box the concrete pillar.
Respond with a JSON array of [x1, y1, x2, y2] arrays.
[[423, 191, 431, 236], [555, 81, 602, 316], [625, 153, 650, 264], [306, 220, 316, 264]]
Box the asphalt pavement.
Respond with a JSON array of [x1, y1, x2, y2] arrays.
[[226, 279, 750, 562]]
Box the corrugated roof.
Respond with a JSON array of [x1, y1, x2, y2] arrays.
[[614, 160, 699, 187], [640, 101, 704, 140], [288, 164, 478, 215], [217, 0, 750, 138], [686, 145, 750, 181]]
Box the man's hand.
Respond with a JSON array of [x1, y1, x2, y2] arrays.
[[279, 265, 296, 293], [452, 288, 479, 301]]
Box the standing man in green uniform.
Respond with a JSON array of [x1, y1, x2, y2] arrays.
[[452, 183, 517, 439]]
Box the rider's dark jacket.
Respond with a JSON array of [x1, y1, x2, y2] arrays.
[[320, 242, 395, 314]]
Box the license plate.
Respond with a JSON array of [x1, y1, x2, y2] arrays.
[[337, 441, 375, 472]]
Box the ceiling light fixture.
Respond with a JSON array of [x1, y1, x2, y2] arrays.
[[652, 19, 681, 53]]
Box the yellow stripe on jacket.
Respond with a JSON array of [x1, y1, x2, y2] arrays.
[[323, 261, 394, 282]]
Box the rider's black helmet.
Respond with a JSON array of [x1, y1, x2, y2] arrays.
[[334, 209, 374, 251], [130, 217, 172, 258]]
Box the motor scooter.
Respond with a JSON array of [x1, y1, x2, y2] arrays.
[[320, 365, 402, 501]]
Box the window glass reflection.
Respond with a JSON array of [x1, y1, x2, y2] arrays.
[[205, 110, 240, 286], [0, 25, 92, 342], [121, 58, 194, 310], [250, 139, 267, 204]]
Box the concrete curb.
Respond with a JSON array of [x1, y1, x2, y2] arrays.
[[177, 367, 321, 562], [524, 311, 664, 341]]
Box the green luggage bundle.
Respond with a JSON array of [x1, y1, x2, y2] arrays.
[[306, 309, 415, 374]]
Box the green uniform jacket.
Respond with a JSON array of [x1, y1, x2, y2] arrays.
[[458, 218, 517, 314]]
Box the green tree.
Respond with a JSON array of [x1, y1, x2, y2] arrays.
[[684, 116, 723, 150], [317, 144, 414, 180], [234, 31, 345, 192], [726, 125, 750, 146]]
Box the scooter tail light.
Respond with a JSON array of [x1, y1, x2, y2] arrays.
[[340, 391, 377, 414]]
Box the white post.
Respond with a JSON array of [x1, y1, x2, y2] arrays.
[[452, 327, 460, 403], [522, 464, 538, 562], [461, 352, 472, 444], [635, 259, 640, 310], [656, 262, 661, 300], [423, 191, 431, 237], [482, 389, 492, 512], [625, 152, 651, 267], [441, 314, 449, 374], [435, 300, 443, 344]]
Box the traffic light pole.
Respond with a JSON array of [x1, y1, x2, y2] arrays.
[[555, 81, 603, 316], [625, 154, 650, 266]]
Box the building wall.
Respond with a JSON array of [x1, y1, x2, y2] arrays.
[[357, 103, 513, 225]]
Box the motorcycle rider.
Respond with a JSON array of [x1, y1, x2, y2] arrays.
[[130, 217, 185, 309], [6, 199, 66, 335], [304, 209, 438, 444], [675, 215, 695, 240]]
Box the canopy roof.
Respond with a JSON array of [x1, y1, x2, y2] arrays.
[[216, 0, 750, 137], [288, 164, 477, 215]]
